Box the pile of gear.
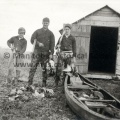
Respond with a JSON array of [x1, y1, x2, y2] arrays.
[[8, 86, 54, 102]]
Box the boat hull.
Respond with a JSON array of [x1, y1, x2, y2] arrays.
[[64, 75, 120, 120]]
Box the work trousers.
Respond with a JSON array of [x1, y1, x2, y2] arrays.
[[55, 51, 73, 85], [28, 53, 49, 85]]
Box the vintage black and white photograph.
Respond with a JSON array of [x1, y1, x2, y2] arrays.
[[0, 0, 120, 120]]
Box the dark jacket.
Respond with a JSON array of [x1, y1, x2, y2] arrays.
[[7, 36, 27, 54], [31, 28, 55, 55], [57, 34, 76, 57]]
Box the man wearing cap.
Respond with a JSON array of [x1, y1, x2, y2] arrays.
[[28, 17, 55, 88], [55, 24, 76, 86], [7, 27, 27, 81]]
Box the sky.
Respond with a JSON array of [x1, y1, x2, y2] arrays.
[[0, 0, 120, 52]]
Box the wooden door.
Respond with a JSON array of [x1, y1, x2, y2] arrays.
[[71, 25, 91, 73]]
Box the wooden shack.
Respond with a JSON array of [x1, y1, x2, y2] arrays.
[[59, 5, 120, 79]]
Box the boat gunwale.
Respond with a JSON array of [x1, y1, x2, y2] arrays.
[[79, 74, 120, 104]]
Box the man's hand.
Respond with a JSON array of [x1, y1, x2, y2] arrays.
[[37, 41, 44, 47], [57, 44, 61, 48], [10, 44, 15, 51]]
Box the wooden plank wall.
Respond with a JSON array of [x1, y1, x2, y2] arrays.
[[71, 25, 91, 73], [116, 32, 120, 75], [71, 7, 120, 75], [77, 8, 120, 27]]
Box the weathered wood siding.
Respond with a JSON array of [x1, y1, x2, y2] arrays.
[[71, 25, 91, 73], [116, 32, 120, 75], [71, 7, 120, 75]]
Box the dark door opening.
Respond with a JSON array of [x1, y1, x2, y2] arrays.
[[88, 26, 118, 74]]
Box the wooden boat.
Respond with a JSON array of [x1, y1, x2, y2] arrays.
[[64, 73, 120, 120]]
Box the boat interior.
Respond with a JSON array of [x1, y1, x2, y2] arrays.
[[66, 74, 120, 119]]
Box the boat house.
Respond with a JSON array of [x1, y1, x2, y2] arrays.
[[59, 5, 120, 79]]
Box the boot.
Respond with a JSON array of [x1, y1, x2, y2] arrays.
[[62, 64, 71, 72]]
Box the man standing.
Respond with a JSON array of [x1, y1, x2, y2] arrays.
[[28, 17, 55, 88], [7, 27, 27, 81], [55, 24, 76, 86]]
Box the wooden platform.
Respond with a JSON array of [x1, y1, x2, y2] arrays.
[[82, 74, 112, 79]]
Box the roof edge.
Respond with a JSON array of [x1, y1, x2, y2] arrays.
[[59, 5, 120, 33]]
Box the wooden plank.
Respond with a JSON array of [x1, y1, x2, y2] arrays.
[[93, 12, 118, 17], [116, 51, 120, 75], [85, 38, 90, 54], [76, 65, 88, 74], [78, 37, 87, 63], [82, 66, 88, 74], [116, 52, 120, 63], [78, 66, 83, 73], [78, 20, 120, 27], [101, 8, 114, 12], [73, 94, 89, 109], [84, 99, 115, 103], [85, 37, 90, 63], [93, 10, 119, 17], [75, 37, 81, 55], [85, 16, 120, 22], [82, 74, 112, 79], [72, 24, 78, 31], [75, 36, 90, 74], [85, 101, 107, 108], [72, 26, 90, 74], [68, 85, 93, 89], [86, 25, 91, 33], [116, 33, 120, 75], [81, 25, 87, 32], [71, 31, 90, 37], [77, 65, 88, 74], [74, 25, 91, 32], [77, 25, 82, 32], [116, 66, 120, 75]]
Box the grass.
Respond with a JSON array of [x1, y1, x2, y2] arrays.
[[0, 54, 78, 120], [0, 49, 120, 120]]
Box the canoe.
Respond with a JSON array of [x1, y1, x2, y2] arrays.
[[64, 73, 120, 120]]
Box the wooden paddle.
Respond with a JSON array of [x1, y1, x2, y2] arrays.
[[55, 31, 65, 52]]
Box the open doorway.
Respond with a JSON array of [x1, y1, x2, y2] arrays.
[[88, 26, 118, 74]]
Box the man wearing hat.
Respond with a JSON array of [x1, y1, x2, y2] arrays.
[[7, 27, 27, 82], [28, 17, 55, 88], [55, 24, 76, 86]]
